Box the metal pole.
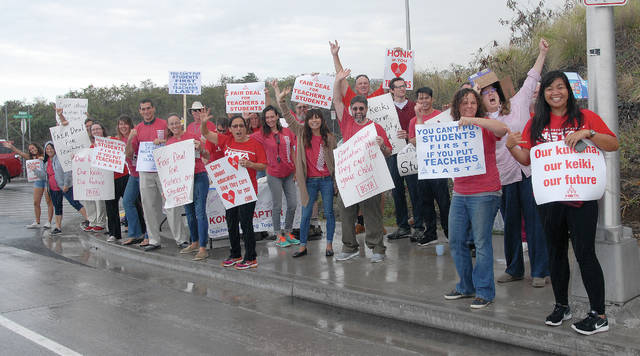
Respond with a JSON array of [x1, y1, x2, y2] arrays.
[[183, 94, 187, 130], [4, 105, 7, 140], [405, 0, 411, 50]]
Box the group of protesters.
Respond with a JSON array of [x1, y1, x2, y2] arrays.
[[4, 37, 619, 336]]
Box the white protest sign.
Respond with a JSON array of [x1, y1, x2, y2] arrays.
[[92, 136, 126, 173], [225, 82, 265, 113], [291, 74, 334, 110], [397, 144, 418, 177], [383, 48, 415, 90], [72, 148, 114, 200], [416, 122, 485, 179], [49, 121, 92, 172], [334, 124, 394, 207], [153, 140, 195, 209], [426, 109, 454, 125], [530, 140, 606, 205], [26, 159, 42, 182], [169, 71, 201, 95], [206, 156, 258, 209], [366, 93, 405, 154], [55, 98, 88, 124], [136, 142, 162, 172]]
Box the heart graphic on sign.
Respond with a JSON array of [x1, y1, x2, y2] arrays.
[[222, 190, 235, 204], [227, 156, 239, 170], [391, 63, 407, 77]]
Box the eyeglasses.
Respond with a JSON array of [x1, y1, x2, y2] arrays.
[[481, 87, 497, 96], [351, 106, 367, 112], [274, 133, 281, 163], [231, 124, 245, 129], [393, 84, 407, 89]]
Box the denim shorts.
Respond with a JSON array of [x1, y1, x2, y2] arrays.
[[34, 179, 46, 188]]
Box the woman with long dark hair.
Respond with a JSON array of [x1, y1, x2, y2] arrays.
[[507, 71, 618, 335]]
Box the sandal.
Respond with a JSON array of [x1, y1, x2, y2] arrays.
[[122, 237, 143, 246]]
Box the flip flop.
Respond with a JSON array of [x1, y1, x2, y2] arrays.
[[122, 238, 143, 246]]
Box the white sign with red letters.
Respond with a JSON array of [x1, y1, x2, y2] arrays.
[[206, 156, 257, 209], [383, 48, 415, 90]]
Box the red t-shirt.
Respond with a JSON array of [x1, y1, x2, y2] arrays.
[[47, 160, 60, 191], [130, 118, 167, 172], [453, 123, 502, 195], [206, 135, 267, 193], [209, 132, 232, 161], [187, 120, 217, 139], [250, 128, 296, 178], [520, 109, 616, 149], [408, 110, 443, 139], [342, 84, 384, 107], [339, 107, 393, 151], [306, 135, 330, 177], [166, 132, 206, 174]]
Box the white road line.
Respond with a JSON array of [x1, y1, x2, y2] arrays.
[[0, 314, 82, 356]]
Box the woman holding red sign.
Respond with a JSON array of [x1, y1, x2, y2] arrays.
[[507, 71, 618, 335], [202, 110, 267, 270]]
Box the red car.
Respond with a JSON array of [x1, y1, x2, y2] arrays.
[[0, 144, 23, 189]]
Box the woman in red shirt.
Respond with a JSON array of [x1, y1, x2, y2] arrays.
[[202, 111, 267, 270]]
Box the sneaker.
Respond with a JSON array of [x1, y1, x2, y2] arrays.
[[193, 250, 209, 261], [285, 233, 300, 245], [386, 228, 411, 240], [80, 220, 90, 229], [355, 223, 365, 234], [444, 290, 474, 300], [410, 229, 424, 242], [82, 225, 94, 232], [571, 311, 609, 335], [370, 253, 385, 263], [335, 251, 359, 261], [43, 222, 51, 229], [417, 235, 438, 246], [532, 277, 546, 288], [234, 259, 258, 270], [26, 222, 41, 229], [470, 298, 492, 309], [106, 236, 117, 242], [275, 235, 291, 248], [545, 304, 572, 326], [180, 244, 199, 254], [92, 226, 105, 232], [177, 241, 190, 249], [497, 273, 523, 284], [222, 257, 242, 267], [51, 228, 62, 235]]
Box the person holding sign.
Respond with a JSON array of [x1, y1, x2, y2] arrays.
[[333, 69, 393, 263], [275, 86, 338, 257], [506, 71, 618, 335], [165, 114, 210, 261], [2, 141, 53, 229], [187, 101, 217, 139], [126, 99, 188, 251], [250, 105, 299, 248], [443, 88, 507, 309], [202, 111, 267, 270]]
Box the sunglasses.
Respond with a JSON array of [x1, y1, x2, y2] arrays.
[[351, 106, 367, 112], [274, 133, 281, 163]]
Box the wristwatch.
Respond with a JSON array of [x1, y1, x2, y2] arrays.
[[589, 129, 596, 138]]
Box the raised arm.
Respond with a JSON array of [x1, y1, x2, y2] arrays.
[[330, 40, 349, 97], [56, 108, 69, 126], [333, 69, 351, 122], [459, 117, 508, 137], [200, 107, 219, 144], [531, 38, 549, 76], [272, 81, 304, 135], [1, 141, 30, 159]]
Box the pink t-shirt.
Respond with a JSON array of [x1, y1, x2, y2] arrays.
[[408, 110, 443, 139], [453, 122, 502, 195], [166, 132, 206, 174], [305, 135, 330, 177], [339, 107, 392, 151], [130, 118, 167, 172], [250, 128, 296, 178], [47, 160, 60, 191]]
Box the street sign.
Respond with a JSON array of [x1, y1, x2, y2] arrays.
[[13, 113, 32, 119], [583, 0, 627, 6]]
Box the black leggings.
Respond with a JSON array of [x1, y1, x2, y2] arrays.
[[226, 201, 257, 261], [105, 176, 128, 239], [537, 200, 605, 314]]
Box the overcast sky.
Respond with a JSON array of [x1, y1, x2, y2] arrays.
[[0, 0, 566, 103]]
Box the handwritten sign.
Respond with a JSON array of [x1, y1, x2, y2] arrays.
[[366, 93, 405, 154], [153, 140, 195, 209], [291, 74, 334, 110], [225, 82, 265, 113], [206, 156, 257, 209], [334, 124, 394, 207], [384, 48, 414, 90], [169, 71, 201, 95], [530, 140, 606, 204], [26, 159, 42, 182], [416, 122, 485, 179], [49, 121, 92, 172], [136, 142, 161, 172], [55, 98, 88, 124], [72, 148, 114, 200], [397, 144, 418, 177], [92, 136, 126, 173]]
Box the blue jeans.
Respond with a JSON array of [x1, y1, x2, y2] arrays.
[[184, 172, 209, 248], [387, 154, 422, 230], [49, 188, 83, 216], [300, 176, 335, 246], [123, 175, 145, 238], [449, 194, 500, 301], [500, 174, 549, 278]]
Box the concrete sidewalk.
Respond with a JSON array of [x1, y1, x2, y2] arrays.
[[78, 223, 640, 355]]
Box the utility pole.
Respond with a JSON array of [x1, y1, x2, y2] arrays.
[[405, 0, 411, 50]]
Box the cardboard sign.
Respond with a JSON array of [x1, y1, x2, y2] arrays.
[[136, 142, 162, 172], [153, 140, 195, 209], [291, 74, 334, 109], [206, 156, 258, 209], [55, 98, 88, 124], [92, 136, 126, 173], [26, 159, 42, 182], [225, 82, 265, 113], [334, 124, 394, 207], [468, 69, 516, 101], [383, 48, 414, 90], [169, 71, 201, 95], [366, 93, 405, 154], [530, 140, 606, 204], [49, 121, 92, 172], [397, 144, 418, 177], [72, 148, 114, 200], [565, 72, 589, 99], [415, 122, 486, 179]]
